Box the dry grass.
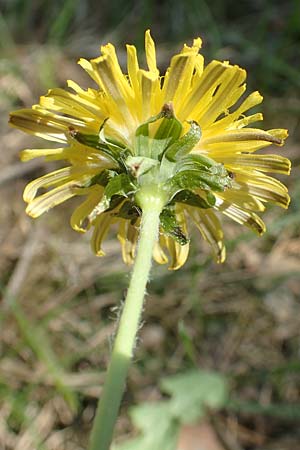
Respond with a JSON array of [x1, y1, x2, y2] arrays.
[[0, 43, 300, 450]]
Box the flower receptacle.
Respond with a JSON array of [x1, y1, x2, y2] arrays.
[[135, 184, 168, 212]]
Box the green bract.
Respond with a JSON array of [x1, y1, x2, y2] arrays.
[[72, 103, 232, 244]]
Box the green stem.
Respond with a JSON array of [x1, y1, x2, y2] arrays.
[[88, 188, 165, 450]]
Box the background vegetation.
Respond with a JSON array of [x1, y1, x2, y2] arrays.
[[0, 1, 299, 449]]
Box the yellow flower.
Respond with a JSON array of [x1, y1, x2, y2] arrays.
[[10, 30, 290, 269]]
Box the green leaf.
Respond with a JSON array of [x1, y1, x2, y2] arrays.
[[99, 126, 131, 167], [114, 369, 228, 450], [101, 174, 137, 210], [160, 208, 189, 245], [158, 122, 203, 182], [126, 156, 159, 178], [154, 116, 182, 145], [135, 103, 183, 159], [115, 200, 141, 222], [175, 155, 230, 180], [83, 169, 117, 188], [135, 110, 165, 158], [163, 120, 201, 162], [166, 165, 232, 199], [176, 154, 218, 171], [87, 173, 136, 216], [173, 189, 216, 209], [151, 109, 182, 159], [70, 128, 128, 167], [171, 155, 231, 194], [114, 402, 179, 450], [166, 170, 217, 198], [160, 370, 228, 424]]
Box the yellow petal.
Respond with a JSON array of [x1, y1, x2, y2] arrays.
[[164, 208, 189, 270], [186, 206, 225, 263], [197, 68, 246, 129], [179, 60, 237, 120], [67, 80, 107, 115], [20, 148, 66, 162], [117, 219, 139, 264], [221, 154, 291, 174], [70, 185, 103, 232], [23, 167, 73, 202], [126, 44, 140, 97], [234, 172, 290, 208], [206, 91, 263, 134], [215, 197, 266, 235], [25, 181, 78, 218], [162, 39, 201, 108], [233, 113, 263, 129], [194, 53, 204, 78], [153, 239, 169, 265], [77, 58, 103, 87], [202, 128, 286, 146], [139, 69, 161, 121], [91, 44, 134, 118], [21, 145, 105, 165], [199, 128, 288, 156], [9, 109, 67, 143], [91, 213, 113, 256], [145, 29, 158, 74], [20, 145, 94, 165], [41, 90, 92, 117], [216, 188, 265, 212], [41, 88, 106, 123], [165, 237, 189, 270], [32, 105, 98, 133]]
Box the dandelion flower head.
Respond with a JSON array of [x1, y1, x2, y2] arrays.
[[9, 30, 290, 269]]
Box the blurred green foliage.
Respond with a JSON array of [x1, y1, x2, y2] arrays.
[[1, 0, 300, 94], [115, 370, 228, 450]]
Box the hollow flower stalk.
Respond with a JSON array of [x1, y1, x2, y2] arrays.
[[10, 31, 290, 449]]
